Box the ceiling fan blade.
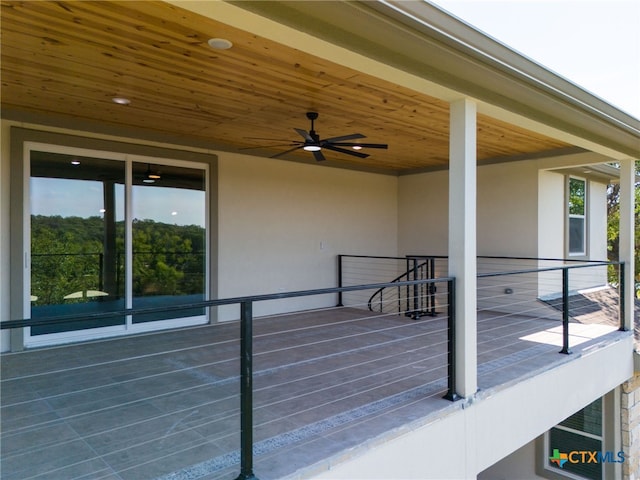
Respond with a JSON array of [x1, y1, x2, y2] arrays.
[[239, 143, 299, 150], [322, 133, 366, 143], [330, 142, 388, 149], [323, 144, 370, 158], [244, 136, 300, 142], [313, 150, 326, 161], [294, 128, 314, 142], [270, 145, 304, 158]]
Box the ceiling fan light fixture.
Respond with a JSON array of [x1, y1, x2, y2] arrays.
[[352, 145, 363, 150], [303, 145, 322, 152], [143, 164, 161, 183]]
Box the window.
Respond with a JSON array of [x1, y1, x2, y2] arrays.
[[546, 398, 603, 480], [568, 177, 587, 256]]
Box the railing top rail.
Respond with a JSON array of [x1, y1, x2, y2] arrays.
[[477, 260, 618, 279], [2, 276, 455, 330], [341, 253, 614, 264], [476, 255, 613, 264], [338, 254, 424, 261]]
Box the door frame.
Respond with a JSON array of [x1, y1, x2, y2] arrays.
[[9, 127, 218, 350]]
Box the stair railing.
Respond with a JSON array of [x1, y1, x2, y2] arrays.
[[367, 256, 438, 318]]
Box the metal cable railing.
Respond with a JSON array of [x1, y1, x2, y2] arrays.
[[2, 255, 626, 480], [339, 254, 626, 382], [2, 276, 456, 480]]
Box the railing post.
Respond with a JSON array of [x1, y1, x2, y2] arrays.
[[412, 258, 419, 319], [236, 300, 259, 480], [560, 268, 572, 355], [619, 262, 627, 331], [405, 258, 411, 314], [428, 257, 436, 316], [443, 279, 460, 401], [337, 255, 343, 307]]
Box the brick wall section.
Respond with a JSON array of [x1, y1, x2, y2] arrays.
[[622, 373, 640, 480]]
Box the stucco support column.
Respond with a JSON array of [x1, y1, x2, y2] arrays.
[[448, 98, 478, 398], [619, 159, 635, 332]]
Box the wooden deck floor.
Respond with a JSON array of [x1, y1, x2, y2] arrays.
[[0, 306, 620, 480]]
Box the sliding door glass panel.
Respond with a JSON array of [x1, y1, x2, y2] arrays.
[[30, 151, 126, 334], [131, 162, 206, 323]]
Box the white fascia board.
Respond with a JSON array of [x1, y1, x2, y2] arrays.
[[369, 1, 640, 157], [378, 1, 639, 128]]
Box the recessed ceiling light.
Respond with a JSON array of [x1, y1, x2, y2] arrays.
[[208, 38, 233, 50], [71, 159, 81, 165], [112, 97, 131, 105]]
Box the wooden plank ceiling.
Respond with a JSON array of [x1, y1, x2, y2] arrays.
[[0, 0, 572, 174]]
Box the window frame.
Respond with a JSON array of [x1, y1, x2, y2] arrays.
[[536, 390, 622, 480], [566, 176, 588, 258]]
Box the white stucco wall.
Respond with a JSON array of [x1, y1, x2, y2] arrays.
[[397, 169, 449, 256], [538, 169, 609, 262], [476, 161, 539, 257], [538, 169, 566, 260], [537, 169, 610, 296], [478, 439, 544, 480], [589, 180, 608, 261], [216, 152, 398, 319], [398, 161, 540, 259], [398, 160, 610, 266]]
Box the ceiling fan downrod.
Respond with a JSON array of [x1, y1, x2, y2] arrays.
[[306, 112, 319, 142]]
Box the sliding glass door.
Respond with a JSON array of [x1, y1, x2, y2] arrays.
[[27, 146, 208, 345]]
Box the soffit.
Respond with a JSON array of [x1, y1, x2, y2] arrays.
[[552, 165, 620, 185], [1, 0, 584, 175]]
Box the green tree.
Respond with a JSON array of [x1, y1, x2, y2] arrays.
[[607, 161, 640, 295], [31, 215, 205, 306]]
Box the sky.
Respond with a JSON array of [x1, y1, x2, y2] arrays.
[[430, 0, 640, 120], [31, 178, 206, 227]]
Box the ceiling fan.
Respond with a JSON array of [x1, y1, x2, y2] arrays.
[[246, 112, 388, 161]]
